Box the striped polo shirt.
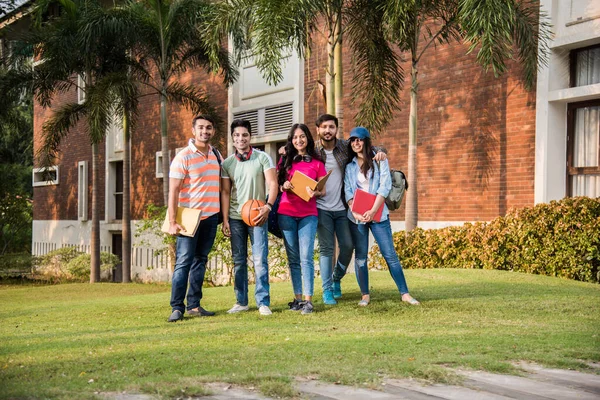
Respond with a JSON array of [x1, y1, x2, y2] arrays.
[[169, 138, 221, 218]]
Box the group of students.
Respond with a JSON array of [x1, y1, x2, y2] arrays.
[[166, 113, 419, 322]]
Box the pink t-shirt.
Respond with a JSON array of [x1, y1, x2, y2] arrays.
[[278, 158, 327, 217]]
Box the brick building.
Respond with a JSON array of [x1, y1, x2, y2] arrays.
[[2, 0, 599, 281]]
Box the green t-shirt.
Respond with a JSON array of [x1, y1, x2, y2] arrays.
[[221, 149, 275, 220]]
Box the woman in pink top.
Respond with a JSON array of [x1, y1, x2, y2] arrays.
[[278, 123, 327, 315]]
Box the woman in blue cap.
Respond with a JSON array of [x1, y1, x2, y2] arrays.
[[344, 126, 420, 306]]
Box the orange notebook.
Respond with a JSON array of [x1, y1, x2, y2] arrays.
[[290, 170, 332, 202], [351, 189, 384, 222]]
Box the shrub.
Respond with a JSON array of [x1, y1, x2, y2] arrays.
[[0, 252, 34, 277], [34, 247, 119, 282], [66, 252, 120, 281], [369, 197, 600, 283]]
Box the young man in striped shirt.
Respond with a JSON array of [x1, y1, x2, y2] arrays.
[[167, 115, 222, 322]]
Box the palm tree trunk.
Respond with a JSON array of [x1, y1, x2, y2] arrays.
[[122, 111, 132, 283], [90, 142, 101, 282], [405, 63, 418, 232], [326, 38, 335, 115], [333, 11, 343, 135], [160, 90, 169, 206]]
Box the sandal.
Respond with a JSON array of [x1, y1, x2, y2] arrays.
[[402, 296, 420, 305]]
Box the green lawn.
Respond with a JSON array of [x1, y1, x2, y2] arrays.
[[1, 269, 599, 399]]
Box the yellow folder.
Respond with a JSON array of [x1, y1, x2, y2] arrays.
[[161, 207, 202, 237]]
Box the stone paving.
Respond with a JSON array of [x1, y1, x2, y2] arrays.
[[101, 362, 600, 399]]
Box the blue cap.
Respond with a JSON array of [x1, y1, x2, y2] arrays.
[[349, 126, 370, 140]]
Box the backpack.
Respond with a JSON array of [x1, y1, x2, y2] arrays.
[[385, 169, 408, 211]]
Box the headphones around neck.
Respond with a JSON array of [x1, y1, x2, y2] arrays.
[[235, 147, 253, 162], [293, 154, 312, 163]]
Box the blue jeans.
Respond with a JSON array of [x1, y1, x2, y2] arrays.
[[349, 218, 409, 296], [279, 214, 318, 297], [229, 218, 270, 307], [170, 213, 218, 313], [317, 208, 354, 291]]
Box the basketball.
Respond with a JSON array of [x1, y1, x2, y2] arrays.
[[241, 199, 265, 226]]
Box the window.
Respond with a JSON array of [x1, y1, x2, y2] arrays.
[[567, 101, 600, 197], [114, 161, 123, 220], [107, 113, 123, 153], [156, 148, 183, 178], [77, 161, 88, 221], [570, 44, 600, 87], [32, 166, 59, 187], [77, 74, 86, 104], [233, 102, 294, 136], [156, 150, 170, 178]]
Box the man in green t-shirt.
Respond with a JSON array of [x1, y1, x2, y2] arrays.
[[221, 119, 278, 315]]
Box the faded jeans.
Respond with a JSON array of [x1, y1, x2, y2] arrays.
[[279, 214, 318, 297], [229, 218, 270, 307], [349, 218, 409, 295]]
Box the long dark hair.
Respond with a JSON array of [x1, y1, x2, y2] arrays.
[[347, 137, 374, 176], [278, 123, 320, 186]]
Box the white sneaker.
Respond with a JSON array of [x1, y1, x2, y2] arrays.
[[227, 304, 249, 314], [258, 305, 272, 316]]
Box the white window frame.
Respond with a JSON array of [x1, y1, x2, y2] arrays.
[[32, 166, 59, 187], [155, 150, 170, 178], [77, 73, 86, 104], [77, 161, 88, 221], [156, 148, 184, 178]]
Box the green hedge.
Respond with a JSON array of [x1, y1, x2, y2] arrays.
[[368, 197, 600, 283]]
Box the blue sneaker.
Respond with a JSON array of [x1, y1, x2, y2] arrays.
[[322, 289, 337, 305], [332, 280, 342, 299]]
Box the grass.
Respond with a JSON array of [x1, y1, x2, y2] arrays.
[[0, 269, 599, 399]]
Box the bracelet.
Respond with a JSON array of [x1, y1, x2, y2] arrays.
[[265, 203, 272, 210]]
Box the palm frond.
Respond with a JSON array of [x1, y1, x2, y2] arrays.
[[166, 81, 213, 116], [347, 0, 404, 134], [37, 102, 88, 167]]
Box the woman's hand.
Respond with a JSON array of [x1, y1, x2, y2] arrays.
[[281, 180, 294, 192], [362, 209, 376, 222], [352, 211, 367, 223]]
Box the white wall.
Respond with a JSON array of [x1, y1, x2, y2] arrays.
[[535, 0, 600, 203]]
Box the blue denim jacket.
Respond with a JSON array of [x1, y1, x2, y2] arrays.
[[344, 157, 392, 224]]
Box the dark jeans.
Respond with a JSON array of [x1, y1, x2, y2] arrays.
[[317, 208, 354, 290], [349, 218, 409, 296], [169, 213, 218, 313]]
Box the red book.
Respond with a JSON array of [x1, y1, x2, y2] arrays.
[[351, 189, 384, 222]]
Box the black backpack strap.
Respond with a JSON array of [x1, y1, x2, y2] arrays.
[[211, 146, 222, 166]]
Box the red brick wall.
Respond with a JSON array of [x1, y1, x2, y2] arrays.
[[304, 35, 536, 222], [33, 88, 104, 221]]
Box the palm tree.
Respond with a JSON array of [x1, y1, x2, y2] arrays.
[[113, 0, 237, 206], [365, 0, 551, 231], [210, 0, 402, 135], [3, 0, 140, 282]]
